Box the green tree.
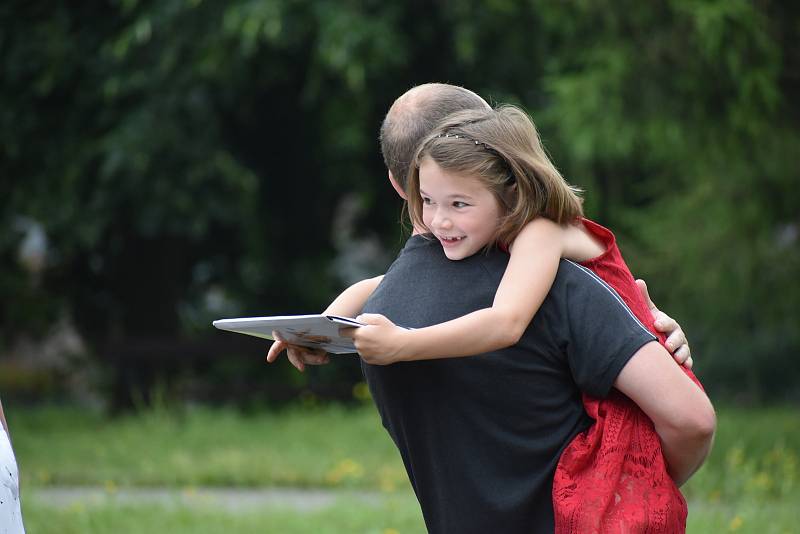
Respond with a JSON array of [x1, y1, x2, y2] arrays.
[[2, 0, 797, 405]]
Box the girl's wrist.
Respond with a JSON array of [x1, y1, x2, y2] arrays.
[[393, 328, 416, 363]]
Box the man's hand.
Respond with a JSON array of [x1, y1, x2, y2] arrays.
[[340, 313, 409, 365], [266, 332, 330, 372], [637, 279, 693, 369]]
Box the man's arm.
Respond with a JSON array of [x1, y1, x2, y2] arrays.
[[323, 276, 383, 317], [613, 341, 715, 486]]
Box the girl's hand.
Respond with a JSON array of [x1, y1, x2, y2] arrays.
[[343, 313, 410, 365], [266, 332, 330, 372]]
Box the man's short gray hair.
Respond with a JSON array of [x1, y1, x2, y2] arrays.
[[379, 83, 489, 190]]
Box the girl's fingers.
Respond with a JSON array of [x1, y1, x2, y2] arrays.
[[339, 326, 357, 338], [355, 313, 389, 325]]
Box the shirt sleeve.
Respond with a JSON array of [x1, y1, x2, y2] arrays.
[[559, 261, 657, 398]]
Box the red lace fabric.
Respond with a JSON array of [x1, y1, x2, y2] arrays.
[[552, 218, 703, 534]]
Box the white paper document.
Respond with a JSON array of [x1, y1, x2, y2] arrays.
[[212, 314, 363, 354]]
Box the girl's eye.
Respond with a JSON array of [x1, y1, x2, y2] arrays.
[[422, 196, 433, 205], [452, 201, 469, 208]]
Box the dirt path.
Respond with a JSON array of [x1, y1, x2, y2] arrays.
[[28, 486, 385, 511]]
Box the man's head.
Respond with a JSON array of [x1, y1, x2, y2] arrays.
[[379, 83, 490, 197]]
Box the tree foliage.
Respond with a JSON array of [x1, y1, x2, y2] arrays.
[[2, 0, 797, 404]]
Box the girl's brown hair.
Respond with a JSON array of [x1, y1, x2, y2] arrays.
[[406, 105, 583, 248]]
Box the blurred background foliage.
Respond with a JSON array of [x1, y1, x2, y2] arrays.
[[1, 0, 797, 410]]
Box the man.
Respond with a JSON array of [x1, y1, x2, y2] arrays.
[[268, 84, 712, 532], [356, 227, 713, 533], [272, 84, 691, 369]]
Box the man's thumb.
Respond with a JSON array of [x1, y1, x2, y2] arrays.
[[635, 279, 658, 312]]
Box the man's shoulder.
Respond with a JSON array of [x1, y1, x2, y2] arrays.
[[548, 259, 653, 340], [553, 259, 608, 289], [366, 239, 508, 324], [548, 259, 627, 308]]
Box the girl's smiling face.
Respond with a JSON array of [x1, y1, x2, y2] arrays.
[[418, 157, 503, 260]]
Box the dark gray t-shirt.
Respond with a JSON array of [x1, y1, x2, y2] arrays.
[[361, 235, 655, 534]]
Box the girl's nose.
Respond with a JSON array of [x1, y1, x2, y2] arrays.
[[432, 210, 452, 229]]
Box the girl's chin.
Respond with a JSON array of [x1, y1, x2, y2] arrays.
[[442, 246, 474, 261]]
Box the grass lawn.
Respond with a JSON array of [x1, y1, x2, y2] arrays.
[[9, 402, 799, 533], [21, 493, 427, 534], [12, 403, 408, 490], [18, 491, 800, 534]]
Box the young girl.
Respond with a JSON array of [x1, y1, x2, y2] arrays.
[[270, 105, 703, 533]]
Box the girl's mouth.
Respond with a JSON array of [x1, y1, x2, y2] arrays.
[[438, 235, 466, 247]]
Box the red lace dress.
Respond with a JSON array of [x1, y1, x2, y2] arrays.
[[552, 218, 703, 534]]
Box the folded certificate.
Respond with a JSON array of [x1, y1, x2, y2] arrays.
[[212, 315, 363, 354]]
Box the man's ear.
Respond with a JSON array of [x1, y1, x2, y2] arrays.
[[388, 171, 407, 200]]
